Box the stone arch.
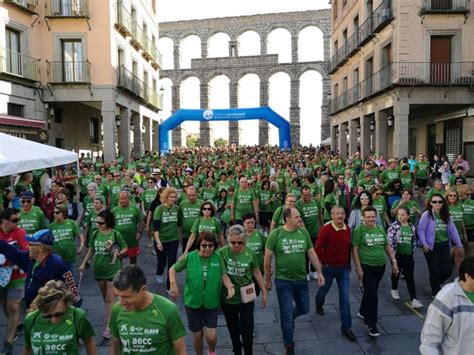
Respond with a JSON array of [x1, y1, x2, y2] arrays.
[[179, 35, 201, 69], [157, 37, 174, 70], [267, 28, 292, 64], [268, 71, 291, 145], [238, 74, 261, 144], [207, 32, 231, 58], [296, 64, 327, 78], [299, 70, 323, 146], [237, 30, 261, 56], [298, 26, 325, 62]]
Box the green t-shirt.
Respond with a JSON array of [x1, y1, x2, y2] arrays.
[[19, 206, 46, 234], [110, 295, 186, 355], [89, 229, 127, 280], [296, 199, 322, 237], [106, 181, 123, 208], [415, 161, 429, 179], [82, 196, 94, 216], [201, 188, 217, 203], [448, 204, 464, 236], [463, 200, 474, 228], [265, 227, 312, 281], [352, 225, 387, 266], [373, 198, 387, 226], [258, 189, 273, 213], [232, 188, 256, 220], [153, 205, 180, 242], [85, 209, 99, 239], [178, 199, 204, 239], [323, 192, 337, 221], [246, 229, 266, 272], [392, 199, 419, 224], [271, 206, 285, 228], [463, 289, 474, 303], [141, 189, 157, 212], [191, 217, 221, 236], [218, 245, 259, 304], [112, 205, 145, 247], [381, 168, 400, 187], [48, 219, 81, 262], [78, 175, 94, 195], [400, 173, 413, 190], [434, 213, 448, 243], [24, 306, 95, 355], [397, 225, 414, 255]]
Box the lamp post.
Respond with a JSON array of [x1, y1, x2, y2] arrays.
[[387, 115, 394, 128]]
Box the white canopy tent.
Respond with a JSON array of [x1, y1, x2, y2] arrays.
[[0, 133, 78, 176]]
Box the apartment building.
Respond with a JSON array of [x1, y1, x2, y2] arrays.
[[329, 0, 474, 172], [0, 0, 162, 162]]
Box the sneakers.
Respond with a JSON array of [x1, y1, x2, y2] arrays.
[[411, 299, 424, 309], [208, 351, 216, 355], [1, 342, 13, 355], [285, 345, 295, 355], [391, 289, 400, 300], [368, 326, 380, 337], [342, 329, 357, 342], [102, 329, 112, 339], [306, 274, 311, 281], [156, 274, 164, 284], [309, 271, 318, 280], [316, 305, 325, 316], [11, 323, 24, 343], [359, 283, 364, 295], [357, 312, 365, 320]]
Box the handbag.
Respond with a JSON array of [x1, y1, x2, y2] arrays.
[[231, 252, 257, 304]]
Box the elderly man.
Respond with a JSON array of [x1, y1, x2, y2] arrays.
[[231, 176, 259, 226], [264, 207, 325, 355], [112, 191, 145, 265]]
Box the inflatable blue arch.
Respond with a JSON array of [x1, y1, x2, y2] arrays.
[[159, 106, 292, 154]]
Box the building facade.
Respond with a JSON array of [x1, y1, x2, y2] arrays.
[[329, 0, 474, 172], [0, 0, 162, 162]]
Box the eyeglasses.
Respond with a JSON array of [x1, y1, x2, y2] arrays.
[[375, 193, 383, 196], [202, 207, 212, 211], [96, 221, 106, 225], [21, 199, 32, 204], [148, 181, 155, 184], [448, 194, 457, 197], [114, 175, 121, 178], [53, 211, 61, 214], [201, 243, 215, 249], [43, 311, 66, 319], [9, 218, 20, 223], [430, 200, 443, 204], [230, 241, 243, 245]]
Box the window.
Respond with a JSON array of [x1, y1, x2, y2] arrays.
[[54, 107, 63, 123], [365, 57, 374, 96], [61, 39, 83, 82], [430, 35, 452, 83], [353, 68, 360, 100], [90, 117, 100, 144], [445, 120, 462, 162], [117, 48, 124, 68], [55, 138, 64, 148], [7, 103, 24, 117], [5, 28, 21, 75], [381, 43, 392, 86]]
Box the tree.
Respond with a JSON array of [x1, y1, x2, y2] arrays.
[[186, 136, 200, 147], [214, 138, 229, 148]]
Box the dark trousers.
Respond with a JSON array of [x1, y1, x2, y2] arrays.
[[359, 264, 385, 329], [391, 253, 417, 300], [221, 301, 255, 355], [307, 237, 317, 273], [424, 241, 452, 296], [154, 240, 179, 290]]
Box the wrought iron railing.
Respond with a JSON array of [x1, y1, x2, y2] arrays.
[[115, 2, 133, 35], [5, 0, 38, 13], [329, 62, 474, 114], [47, 60, 91, 83], [117, 65, 160, 109], [372, 0, 394, 32], [47, 0, 89, 17], [0, 48, 40, 81], [421, 0, 470, 12]]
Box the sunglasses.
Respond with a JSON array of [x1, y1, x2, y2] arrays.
[[43, 311, 66, 319], [375, 193, 383, 196], [360, 196, 369, 200], [430, 200, 443, 204], [21, 199, 32, 204], [53, 211, 62, 214], [202, 207, 212, 211], [201, 243, 215, 249], [9, 218, 20, 223], [96, 221, 106, 225], [230, 241, 243, 245], [448, 194, 457, 197]]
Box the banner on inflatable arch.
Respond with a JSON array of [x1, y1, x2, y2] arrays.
[[159, 106, 291, 153]]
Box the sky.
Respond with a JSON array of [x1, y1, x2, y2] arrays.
[[156, 0, 330, 146]]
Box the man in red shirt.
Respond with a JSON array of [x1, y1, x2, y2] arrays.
[[0, 208, 28, 354], [314, 205, 356, 342]]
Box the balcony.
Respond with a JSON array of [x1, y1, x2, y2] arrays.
[[329, 61, 474, 114], [150, 47, 162, 69], [129, 23, 144, 50], [117, 66, 160, 109], [46, 0, 89, 17], [5, 0, 38, 14], [421, 0, 470, 14], [115, 2, 133, 36], [47, 60, 91, 84], [372, 0, 394, 33], [0, 48, 40, 81]]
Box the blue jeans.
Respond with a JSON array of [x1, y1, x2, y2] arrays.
[[315, 265, 352, 331], [275, 279, 310, 348]]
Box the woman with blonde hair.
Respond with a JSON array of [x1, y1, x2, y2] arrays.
[[24, 280, 96, 355]]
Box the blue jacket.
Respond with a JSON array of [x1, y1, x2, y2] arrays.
[[418, 211, 463, 250], [0, 240, 82, 308]]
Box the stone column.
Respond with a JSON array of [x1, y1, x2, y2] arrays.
[[133, 113, 143, 158], [290, 79, 300, 146], [152, 120, 159, 153], [338, 122, 348, 158], [393, 102, 410, 158], [144, 116, 152, 152], [291, 36, 298, 63], [200, 83, 211, 147], [330, 125, 337, 153], [259, 80, 269, 146], [118, 106, 131, 163], [173, 43, 180, 70], [102, 100, 116, 163], [201, 41, 208, 59], [360, 115, 371, 159], [171, 84, 182, 148], [375, 110, 388, 157], [348, 119, 359, 156], [229, 80, 239, 145], [260, 35, 267, 55], [321, 75, 331, 141], [229, 40, 238, 57]]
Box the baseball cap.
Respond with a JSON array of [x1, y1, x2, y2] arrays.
[[152, 168, 161, 174], [185, 167, 193, 173], [20, 191, 34, 199], [26, 229, 54, 246]]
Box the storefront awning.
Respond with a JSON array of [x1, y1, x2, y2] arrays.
[[0, 115, 47, 129]]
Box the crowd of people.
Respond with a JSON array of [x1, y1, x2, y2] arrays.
[[0, 145, 473, 354]]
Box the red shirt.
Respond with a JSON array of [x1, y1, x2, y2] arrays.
[[0, 227, 28, 286], [315, 222, 351, 267]]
